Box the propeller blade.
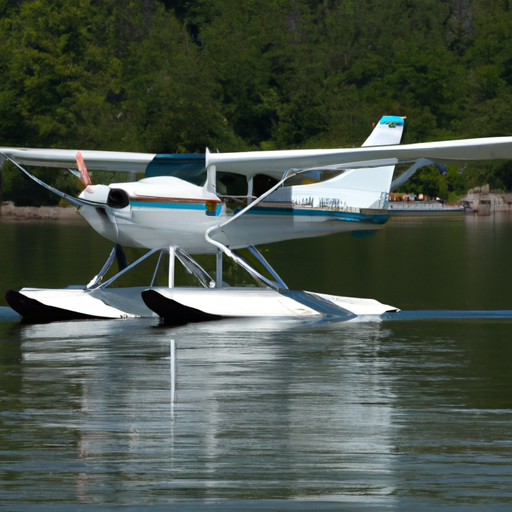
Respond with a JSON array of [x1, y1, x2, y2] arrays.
[[76, 151, 92, 187]]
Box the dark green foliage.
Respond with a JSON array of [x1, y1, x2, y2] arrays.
[[397, 165, 467, 202], [1, 0, 512, 205]]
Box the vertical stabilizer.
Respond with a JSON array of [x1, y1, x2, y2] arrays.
[[362, 116, 405, 147]]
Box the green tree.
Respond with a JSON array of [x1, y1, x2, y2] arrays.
[[121, 5, 244, 153], [0, 0, 125, 148]]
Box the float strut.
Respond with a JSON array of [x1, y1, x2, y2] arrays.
[[216, 249, 223, 288], [169, 246, 175, 288]]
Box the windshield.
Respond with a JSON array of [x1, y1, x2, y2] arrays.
[[145, 154, 206, 186]]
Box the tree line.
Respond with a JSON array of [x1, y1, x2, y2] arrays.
[[1, 0, 512, 205]]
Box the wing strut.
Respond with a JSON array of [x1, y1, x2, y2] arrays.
[[208, 165, 321, 242], [1, 153, 106, 208]]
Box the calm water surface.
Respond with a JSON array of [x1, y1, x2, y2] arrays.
[[1, 214, 512, 510]]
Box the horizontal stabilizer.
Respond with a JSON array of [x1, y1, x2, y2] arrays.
[[390, 158, 434, 191]]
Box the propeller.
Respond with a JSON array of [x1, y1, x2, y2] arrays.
[[75, 152, 110, 204], [75, 151, 111, 203], [76, 151, 93, 188]]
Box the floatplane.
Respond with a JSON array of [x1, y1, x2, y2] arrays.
[[3, 116, 512, 324]]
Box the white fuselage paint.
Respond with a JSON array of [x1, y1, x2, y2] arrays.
[[78, 176, 389, 253]]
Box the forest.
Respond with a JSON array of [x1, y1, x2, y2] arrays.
[[1, 0, 512, 205]]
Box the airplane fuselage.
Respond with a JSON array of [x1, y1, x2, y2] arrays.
[[78, 183, 388, 253]]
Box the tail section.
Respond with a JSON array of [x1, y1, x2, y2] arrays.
[[276, 116, 405, 211], [317, 115, 404, 196]]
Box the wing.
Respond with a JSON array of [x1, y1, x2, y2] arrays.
[[3, 135, 512, 178], [206, 137, 512, 179], [0, 147, 155, 173]]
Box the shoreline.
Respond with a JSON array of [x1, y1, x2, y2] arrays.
[[0, 201, 83, 221]]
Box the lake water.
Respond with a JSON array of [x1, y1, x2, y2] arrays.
[[1, 213, 512, 511]]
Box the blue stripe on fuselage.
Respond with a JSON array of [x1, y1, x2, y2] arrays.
[[246, 206, 388, 224], [131, 201, 387, 224], [132, 201, 205, 210], [131, 201, 222, 215]]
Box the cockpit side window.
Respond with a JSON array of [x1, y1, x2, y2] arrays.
[[252, 174, 279, 197], [216, 172, 248, 196], [284, 169, 342, 186]]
